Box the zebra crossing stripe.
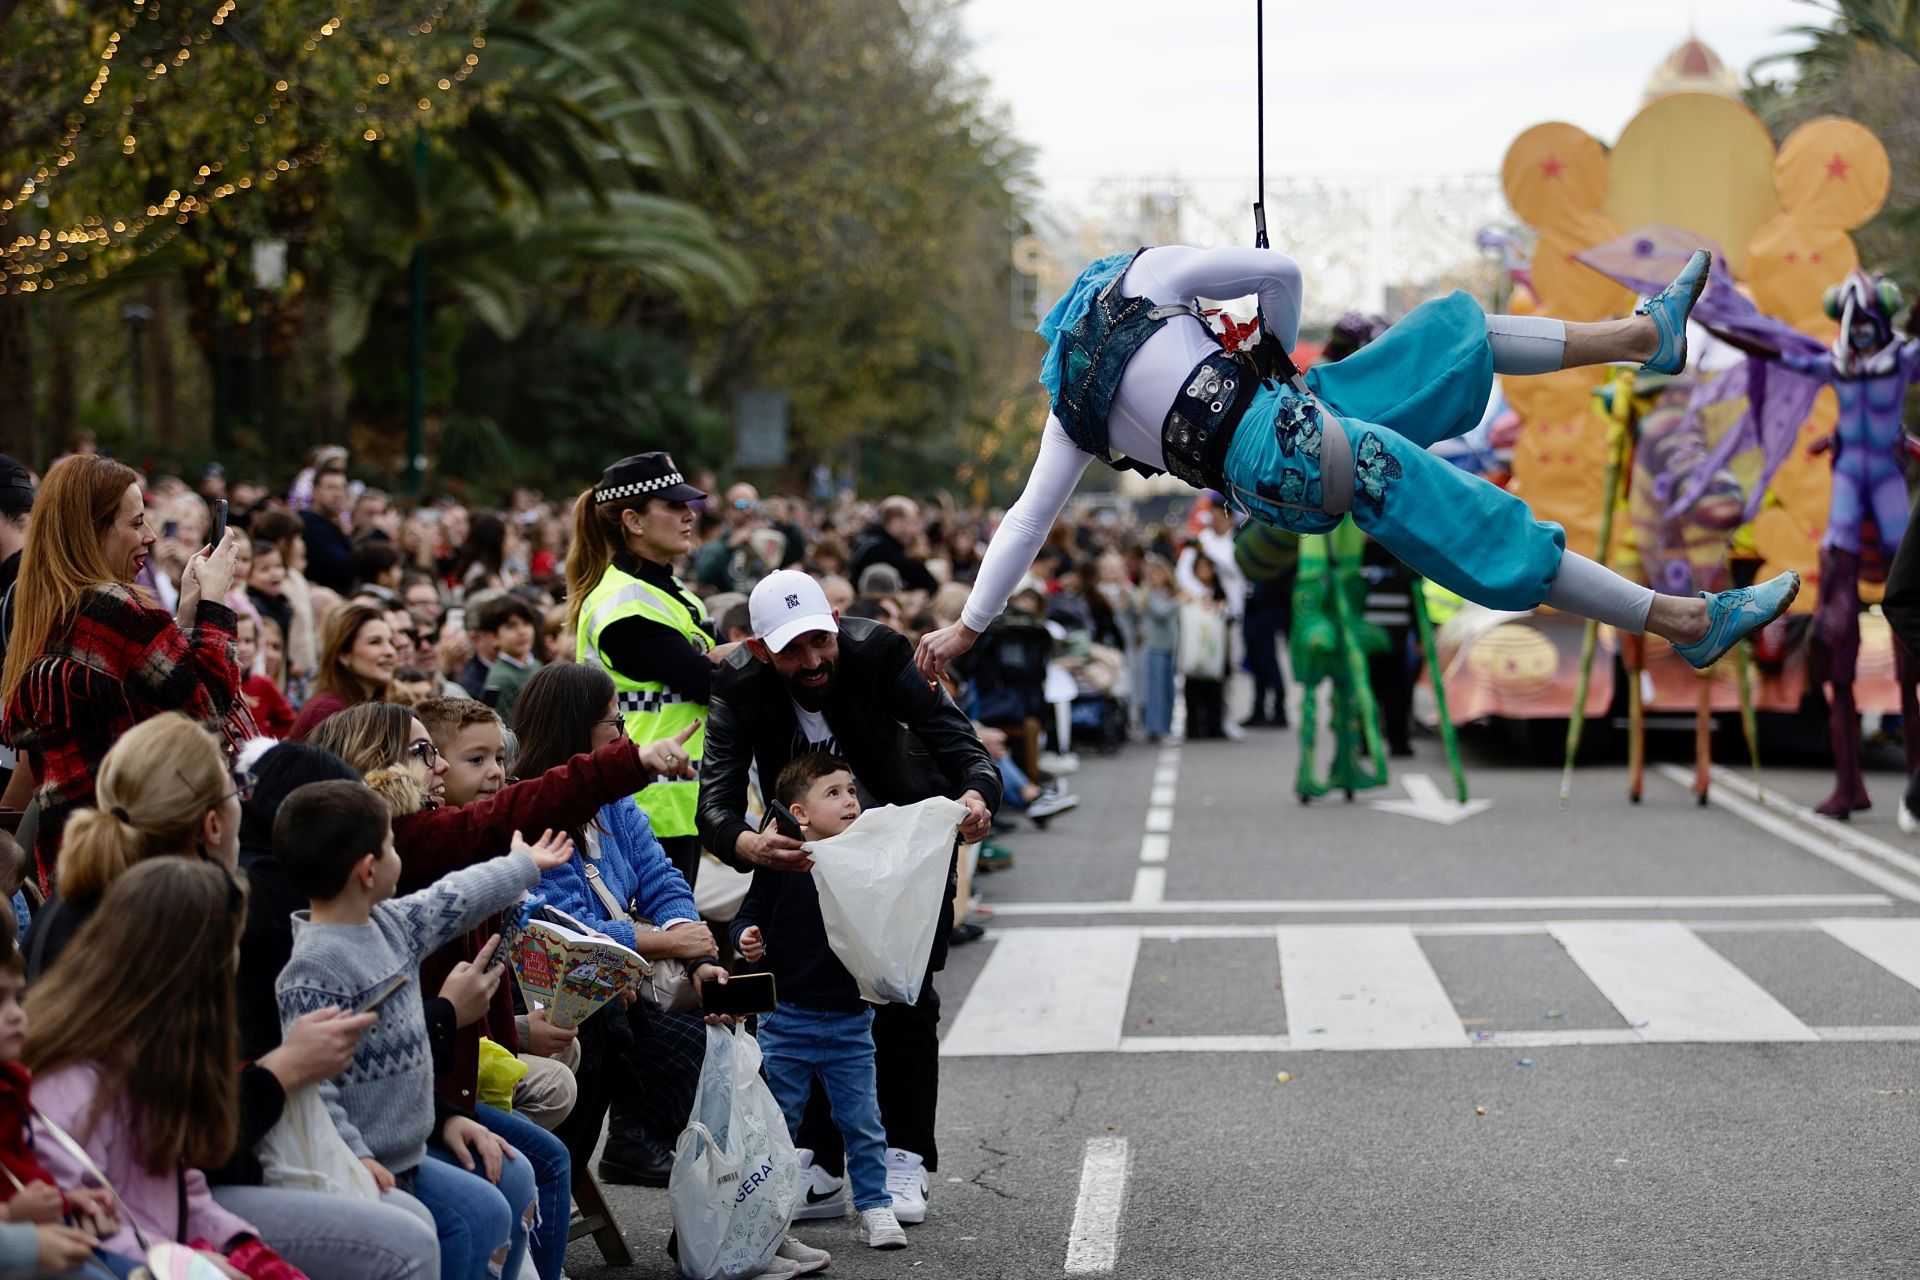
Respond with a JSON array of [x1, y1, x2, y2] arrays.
[[1819, 919, 1920, 991], [1278, 925, 1469, 1050], [944, 927, 1139, 1057], [1549, 922, 1817, 1042], [938, 922, 1920, 1058]]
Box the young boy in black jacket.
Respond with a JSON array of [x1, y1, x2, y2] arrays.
[[733, 753, 908, 1251]]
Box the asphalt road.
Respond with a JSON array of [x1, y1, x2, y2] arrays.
[[571, 684, 1920, 1280]]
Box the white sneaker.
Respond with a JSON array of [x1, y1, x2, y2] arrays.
[[792, 1148, 848, 1221], [775, 1234, 832, 1275], [1026, 790, 1080, 824], [884, 1147, 929, 1224], [754, 1256, 804, 1280], [1038, 750, 1080, 775], [858, 1205, 908, 1249], [1901, 802, 1920, 835]]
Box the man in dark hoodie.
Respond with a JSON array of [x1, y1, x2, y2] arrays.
[[847, 496, 937, 595]]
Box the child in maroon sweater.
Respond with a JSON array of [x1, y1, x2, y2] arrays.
[[236, 613, 296, 740]]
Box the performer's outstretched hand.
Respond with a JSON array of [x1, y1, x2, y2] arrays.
[[916, 622, 980, 681]]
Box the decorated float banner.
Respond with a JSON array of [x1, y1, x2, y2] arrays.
[[1431, 607, 1615, 724]]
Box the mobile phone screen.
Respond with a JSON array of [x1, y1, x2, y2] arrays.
[[763, 804, 803, 841], [702, 972, 777, 1016], [210, 498, 229, 549]]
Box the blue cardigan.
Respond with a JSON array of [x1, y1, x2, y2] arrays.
[[538, 796, 700, 949]]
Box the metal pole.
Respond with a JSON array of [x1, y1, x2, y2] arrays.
[[406, 128, 429, 495], [122, 303, 152, 442]]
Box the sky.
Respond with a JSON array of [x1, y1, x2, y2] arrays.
[[960, 0, 1825, 215]]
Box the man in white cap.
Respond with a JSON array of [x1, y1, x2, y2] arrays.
[[698, 569, 998, 1229]]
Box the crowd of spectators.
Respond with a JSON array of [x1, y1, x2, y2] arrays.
[[0, 441, 1272, 1279]]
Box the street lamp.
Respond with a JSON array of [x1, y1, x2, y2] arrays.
[[122, 302, 153, 442]]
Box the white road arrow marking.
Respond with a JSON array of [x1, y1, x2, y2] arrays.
[[1367, 773, 1493, 826]]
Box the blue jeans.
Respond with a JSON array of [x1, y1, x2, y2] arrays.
[[414, 1142, 537, 1280], [477, 1101, 571, 1280], [1143, 650, 1175, 737], [756, 1005, 890, 1212], [211, 1182, 440, 1280], [994, 753, 1033, 808]]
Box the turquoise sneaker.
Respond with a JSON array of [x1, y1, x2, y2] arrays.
[[1636, 249, 1711, 375], [1670, 571, 1800, 670]]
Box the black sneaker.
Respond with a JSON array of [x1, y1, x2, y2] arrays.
[[949, 921, 985, 945], [599, 1138, 673, 1187]]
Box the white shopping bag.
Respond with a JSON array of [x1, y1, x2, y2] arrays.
[[670, 1025, 800, 1280], [255, 1086, 382, 1201], [805, 796, 966, 1005], [1178, 601, 1228, 679]]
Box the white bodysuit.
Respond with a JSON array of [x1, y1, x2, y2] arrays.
[[961, 246, 1306, 632]]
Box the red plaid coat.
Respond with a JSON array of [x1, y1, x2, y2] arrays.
[[2, 583, 255, 891]]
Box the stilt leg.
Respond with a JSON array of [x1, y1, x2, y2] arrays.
[[1624, 636, 1645, 804], [1410, 575, 1468, 802], [1816, 682, 1872, 818], [1693, 669, 1712, 806], [1734, 638, 1762, 796]]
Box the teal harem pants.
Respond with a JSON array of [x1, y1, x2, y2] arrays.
[[1223, 291, 1567, 611]]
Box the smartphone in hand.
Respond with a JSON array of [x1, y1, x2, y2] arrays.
[[763, 804, 804, 842], [209, 498, 229, 549], [702, 972, 777, 1017]]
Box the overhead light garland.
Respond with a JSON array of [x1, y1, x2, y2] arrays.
[[0, 0, 491, 293]]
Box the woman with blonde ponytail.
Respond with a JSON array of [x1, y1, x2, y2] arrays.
[[23, 713, 244, 980]]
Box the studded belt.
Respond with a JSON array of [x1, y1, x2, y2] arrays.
[[1160, 351, 1261, 491]]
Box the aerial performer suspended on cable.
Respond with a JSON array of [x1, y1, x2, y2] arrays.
[[913, 245, 1802, 687]]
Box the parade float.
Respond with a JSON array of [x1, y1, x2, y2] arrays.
[[1435, 35, 1905, 794]]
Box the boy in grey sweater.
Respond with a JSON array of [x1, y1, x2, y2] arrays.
[[272, 780, 573, 1277]]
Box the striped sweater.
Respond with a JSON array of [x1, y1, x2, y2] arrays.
[[276, 850, 539, 1173]]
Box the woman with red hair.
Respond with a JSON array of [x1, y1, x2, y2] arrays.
[[0, 455, 252, 890]]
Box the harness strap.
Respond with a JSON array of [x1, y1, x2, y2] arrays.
[[1319, 413, 1355, 515]]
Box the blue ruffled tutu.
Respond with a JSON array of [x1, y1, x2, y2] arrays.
[[1036, 251, 1136, 401]]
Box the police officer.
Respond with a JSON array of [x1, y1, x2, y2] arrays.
[[565, 452, 738, 885], [565, 452, 738, 1188]]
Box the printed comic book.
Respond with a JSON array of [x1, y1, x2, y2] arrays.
[[511, 906, 645, 1029]]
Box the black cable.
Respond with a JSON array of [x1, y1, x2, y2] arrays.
[[1253, 0, 1269, 248]]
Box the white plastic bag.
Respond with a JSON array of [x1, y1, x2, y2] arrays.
[[670, 1025, 800, 1280], [805, 796, 966, 1005], [1178, 601, 1228, 678], [255, 1086, 382, 1201]]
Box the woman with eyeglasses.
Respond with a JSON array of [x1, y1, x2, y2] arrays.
[[288, 601, 398, 742], [0, 455, 254, 892], [23, 713, 248, 982], [309, 700, 696, 1280], [509, 662, 719, 1179]]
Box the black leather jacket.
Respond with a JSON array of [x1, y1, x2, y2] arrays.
[[697, 618, 1001, 869]]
